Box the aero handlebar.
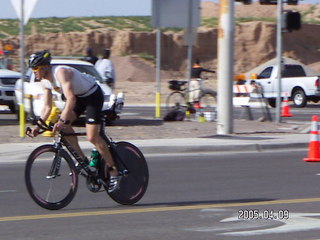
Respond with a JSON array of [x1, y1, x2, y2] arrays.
[[25, 118, 53, 137]]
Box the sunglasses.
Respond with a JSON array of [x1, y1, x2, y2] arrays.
[[32, 65, 44, 72]]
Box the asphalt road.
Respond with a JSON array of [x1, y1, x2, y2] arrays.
[[1, 103, 319, 123], [122, 104, 320, 122], [1, 150, 320, 240]]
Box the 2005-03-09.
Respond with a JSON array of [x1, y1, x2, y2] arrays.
[[238, 209, 290, 220]]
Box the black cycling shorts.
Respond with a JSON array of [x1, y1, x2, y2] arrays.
[[73, 86, 104, 124]]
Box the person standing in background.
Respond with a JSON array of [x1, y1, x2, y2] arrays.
[[95, 48, 116, 89]]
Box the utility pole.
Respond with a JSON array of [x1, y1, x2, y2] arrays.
[[186, 0, 194, 83], [217, 0, 234, 134], [275, 0, 283, 123], [155, 28, 161, 118], [19, 0, 26, 137]]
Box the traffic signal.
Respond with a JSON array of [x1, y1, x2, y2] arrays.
[[259, 0, 277, 5], [259, 0, 298, 4], [287, 0, 298, 5], [285, 11, 301, 31], [235, 0, 252, 4]]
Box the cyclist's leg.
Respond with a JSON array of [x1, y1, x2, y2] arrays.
[[62, 111, 87, 160], [83, 87, 119, 178], [83, 87, 122, 192], [86, 123, 117, 177]]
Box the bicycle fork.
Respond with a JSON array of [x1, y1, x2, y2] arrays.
[[46, 148, 64, 179]]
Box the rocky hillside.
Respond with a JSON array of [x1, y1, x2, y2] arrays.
[[0, 2, 320, 82], [202, 1, 320, 22]]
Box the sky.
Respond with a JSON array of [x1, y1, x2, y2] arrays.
[[0, 0, 319, 19]]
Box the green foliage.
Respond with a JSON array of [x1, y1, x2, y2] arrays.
[[236, 17, 276, 23], [201, 17, 219, 28], [0, 14, 318, 39]]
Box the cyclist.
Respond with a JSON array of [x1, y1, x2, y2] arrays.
[[95, 48, 116, 89], [190, 59, 215, 106], [28, 50, 121, 193]]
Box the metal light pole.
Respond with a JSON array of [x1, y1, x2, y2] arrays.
[[155, 28, 161, 118], [275, 0, 283, 123], [217, 0, 234, 134], [186, 0, 194, 83], [19, 0, 26, 137]]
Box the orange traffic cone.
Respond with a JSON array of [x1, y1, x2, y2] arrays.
[[281, 93, 293, 117], [304, 115, 320, 162]]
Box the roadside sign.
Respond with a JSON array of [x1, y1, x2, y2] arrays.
[[152, 0, 200, 28], [10, 0, 38, 25]]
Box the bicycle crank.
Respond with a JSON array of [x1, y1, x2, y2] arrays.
[[86, 175, 102, 192]]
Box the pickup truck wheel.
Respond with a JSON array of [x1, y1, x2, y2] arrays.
[[292, 89, 307, 108]]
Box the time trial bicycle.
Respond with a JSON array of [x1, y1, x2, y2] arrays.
[[24, 117, 149, 210]]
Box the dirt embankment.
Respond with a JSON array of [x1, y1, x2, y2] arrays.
[[0, 2, 319, 92]]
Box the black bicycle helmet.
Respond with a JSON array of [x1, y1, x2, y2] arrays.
[[29, 50, 52, 68]]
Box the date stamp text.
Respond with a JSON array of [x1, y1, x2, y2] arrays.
[[238, 209, 290, 220]]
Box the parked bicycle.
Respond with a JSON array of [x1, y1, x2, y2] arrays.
[[25, 118, 149, 210], [166, 78, 217, 113]]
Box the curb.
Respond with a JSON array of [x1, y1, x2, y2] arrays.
[[137, 142, 309, 155]]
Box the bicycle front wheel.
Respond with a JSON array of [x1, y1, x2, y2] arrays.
[[25, 145, 78, 210], [105, 142, 149, 205], [199, 89, 217, 113], [166, 91, 187, 112]]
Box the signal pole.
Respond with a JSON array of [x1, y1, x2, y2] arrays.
[[275, 0, 283, 123], [217, 0, 234, 134], [19, 0, 26, 137]]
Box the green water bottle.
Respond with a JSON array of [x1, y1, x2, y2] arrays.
[[89, 148, 100, 167]]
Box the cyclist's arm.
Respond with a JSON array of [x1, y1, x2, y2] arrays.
[[202, 68, 216, 73], [55, 68, 76, 125], [31, 87, 52, 137], [41, 87, 53, 121]]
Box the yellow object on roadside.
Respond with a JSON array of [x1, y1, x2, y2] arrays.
[[198, 113, 206, 123], [43, 106, 61, 137]]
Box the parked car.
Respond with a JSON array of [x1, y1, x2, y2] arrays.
[[239, 61, 320, 108], [14, 58, 124, 121], [0, 61, 21, 113]]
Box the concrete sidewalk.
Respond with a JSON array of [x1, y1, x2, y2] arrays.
[[0, 134, 310, 163], [130, 134, 310, 154]]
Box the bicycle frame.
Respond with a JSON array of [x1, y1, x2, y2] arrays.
[[45, 120, 129, 187]]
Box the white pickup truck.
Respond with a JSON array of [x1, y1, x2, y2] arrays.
[[247, 64, 320, 108], [14, 58, 124, 121]]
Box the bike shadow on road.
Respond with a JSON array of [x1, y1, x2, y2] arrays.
[[69, 198, 277, 211], [133, 198, 276, 208]]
